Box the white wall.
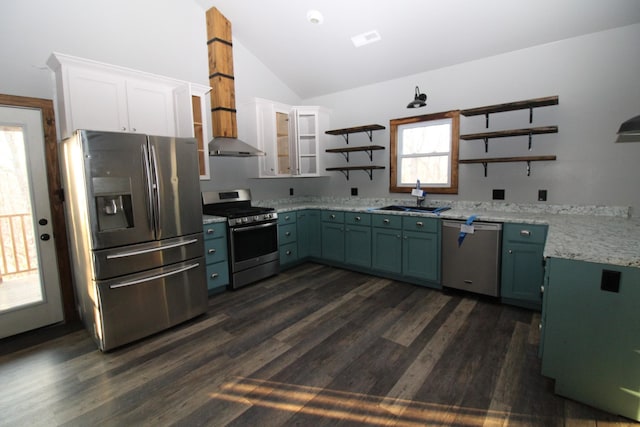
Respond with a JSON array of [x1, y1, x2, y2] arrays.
[[0, 0, 305, 200], [300, 24, 640, 215], [0, 0, 209, 96], [3, 2, 638, 213]]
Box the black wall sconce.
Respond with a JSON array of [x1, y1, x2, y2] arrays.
[[407, 86, 427, 108], [616, 115, 640, 143]]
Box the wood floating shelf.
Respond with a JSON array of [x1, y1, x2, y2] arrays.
[[325, 124, 385, 144], [325, 145, 385, 162], [459, 155, 557, 177], [461, 96, 558, 128], [325, 165, 386, 180], [460, 126, 558, 151]]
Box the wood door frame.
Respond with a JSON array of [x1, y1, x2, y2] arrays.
[[0, 94, 77, 324]]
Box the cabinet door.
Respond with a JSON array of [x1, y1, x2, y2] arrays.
[[321, 222, 344, 262], [297, 210, 321, 258], [501, 241, 544, 307], [126, 78, 176, 136], [372, 227, 402, 274], [293, 107, 319, 175], [541, 258, 640, 422], [403, 230, 439, 282], [66, 66, 129, 135], [345, 224, 371, 268]]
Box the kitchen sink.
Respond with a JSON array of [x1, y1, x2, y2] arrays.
[[377, 205, 451, 213]]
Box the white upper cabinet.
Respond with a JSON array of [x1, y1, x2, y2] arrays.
[[247, 97, 329, 178], [47, 53, 196, 140]]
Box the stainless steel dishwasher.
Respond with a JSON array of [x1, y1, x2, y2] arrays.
[[442, 220, 502, 297]]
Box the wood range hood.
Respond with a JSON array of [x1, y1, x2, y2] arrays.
[[205, 7, 264, 157]]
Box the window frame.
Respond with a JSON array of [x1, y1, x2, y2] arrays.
[[389, 110, 460, 194]]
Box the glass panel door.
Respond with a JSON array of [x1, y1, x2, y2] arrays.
[[0, 106, 63, 338]]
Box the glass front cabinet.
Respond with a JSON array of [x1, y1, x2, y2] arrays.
[[246, 98, 329, 178]]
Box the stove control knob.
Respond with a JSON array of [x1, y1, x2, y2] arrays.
[[242, 217, 248, 223], [254, 215, 260, 221]]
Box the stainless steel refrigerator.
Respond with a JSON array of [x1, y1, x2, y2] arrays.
[[61, 130, 207, 351]]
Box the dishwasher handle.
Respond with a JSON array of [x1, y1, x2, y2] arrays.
[[442, 220, 502, 231]]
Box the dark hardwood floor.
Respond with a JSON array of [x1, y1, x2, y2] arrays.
[[0, 263, 636, 426]]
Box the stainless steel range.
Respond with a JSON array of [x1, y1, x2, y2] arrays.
[[202, 189, 279, 289]]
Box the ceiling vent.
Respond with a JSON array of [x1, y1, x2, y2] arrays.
[[351, 30, 381, 48]]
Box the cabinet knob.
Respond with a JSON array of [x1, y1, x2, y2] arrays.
[[285, 231, 291, 236], [330, 214, 336, 219], [286, 250, 292, 255], [208, 248, 216, 254], [121, 127, 126, 131], [355, 216, 361, 221], [132, 127, 137, 132], [285, 215, 290, 220], [520, 230, 531, 237], [540, 285, 545, 294], [383, 219, 390, 224], [397, 234, 401, 239], [210, 273, 219, 279], [206, 228, 215, 234], [508, 249, 513, 254], [416, 221, 423, 227]]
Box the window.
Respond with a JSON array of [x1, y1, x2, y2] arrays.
[[390, 110, 459, 194]]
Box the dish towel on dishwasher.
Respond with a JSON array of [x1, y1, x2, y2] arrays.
[[458, 215, 477, 247]]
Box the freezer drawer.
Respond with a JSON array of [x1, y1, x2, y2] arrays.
[[93, 232, 204, 280], [94, 258, 207, 351], [442, 220, 502, 297]]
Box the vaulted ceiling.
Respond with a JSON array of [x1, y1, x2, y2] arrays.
[[194, 0, 640, 99]]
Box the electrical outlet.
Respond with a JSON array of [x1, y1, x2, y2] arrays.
[[351, 187, 358, 196], [492, 189, 505, 200], [289, 188, 294, 196], [538, 189, 547, 201]]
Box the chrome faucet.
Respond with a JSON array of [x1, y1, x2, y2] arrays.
[[415, 180, 425, 206]]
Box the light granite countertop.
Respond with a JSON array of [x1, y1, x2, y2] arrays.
[[255, 197, 640, 268]]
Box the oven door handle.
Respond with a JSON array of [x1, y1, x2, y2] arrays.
[[233, 222, 277, 233]]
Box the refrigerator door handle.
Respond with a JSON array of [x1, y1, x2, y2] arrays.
[[141, 144, 155, 231], [150, 144, 162, 234], [106, 238, 199, 259], [109, 262, 201, 289]]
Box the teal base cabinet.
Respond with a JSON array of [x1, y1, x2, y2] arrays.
[[402, 217, 440, 284], [371, 214, 440, 288], [278, 212, 298, 267], [372, 216, 402, 274], [501, 223, 548, 310], [321, 211, 345, 263], [203, 222, 229, 293], [541, 257, 640, 422], [345, 212, 371, 268], [297, 209, 321, 259]]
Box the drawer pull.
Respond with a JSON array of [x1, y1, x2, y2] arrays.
[[210, 273, 219, 279], [285, 231, 291, 236], [206, 228, 215, 234], [520, 230, 531, 237], [208, 248, 216, 254], [383, 219, 390, 224], [355, 216, 361, 222], [416, 221, 423, 227]]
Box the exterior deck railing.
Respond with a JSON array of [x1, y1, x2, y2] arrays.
[[0, 213, 38, 282]]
